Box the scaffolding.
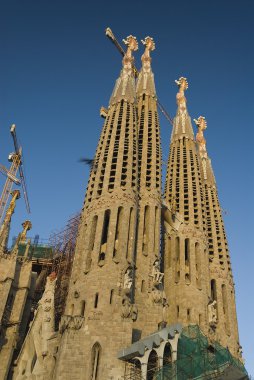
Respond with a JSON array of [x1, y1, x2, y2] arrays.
[[50, 212, 81, 328], [123, 325, 248, 380], [155, 325, 248, 380]]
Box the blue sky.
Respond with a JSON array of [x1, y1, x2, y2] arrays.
[[0, 0, 253, 374]]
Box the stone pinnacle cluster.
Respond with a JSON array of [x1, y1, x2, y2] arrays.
[[52, 36, 242, 379], [8, 34, 246, 380]]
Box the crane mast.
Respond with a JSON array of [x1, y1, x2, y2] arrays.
[[0, 152, 21, 222], [0, 124, 30, 223]]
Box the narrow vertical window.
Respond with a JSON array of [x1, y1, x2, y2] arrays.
[[167, 237, 171, 268], [222, 284, 230, 335], [154, 206, 160, 253], [195, 242, 201, 289], [142, 206, 150, 255], [185, 238, 191, 284], [175, 237, 180, 283], [141, 280, 145, 293], [126, 207, 134, 260], [91, 343, 101, 380], [177, 305, 180, 319], [81, 301, 86, 316], [110, 290, 114, 304], [88, 216, 98, 253], [85, 216, 98, 271], [211, 279, 217, 301], [94, 293, 99, 309], [113, 207, 124, 258], [99, 210, 110, 262], [163, 343, 172, 366]]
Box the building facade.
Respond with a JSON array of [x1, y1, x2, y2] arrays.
[[0, 33, 246, 380]]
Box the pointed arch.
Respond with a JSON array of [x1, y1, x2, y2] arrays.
[[90, 342, 101, 380], [163, 343, 172, 366], [147, 350, 158, 380]]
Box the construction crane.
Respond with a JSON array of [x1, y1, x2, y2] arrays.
[[105, 27, 173, 125], [0, 163, 20, 185], [0, 124, 30, 222]]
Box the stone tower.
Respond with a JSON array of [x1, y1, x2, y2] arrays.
[[54, 35, 140, 380], [134, 36, 165, 336], [0, 215, 34, 380], [163, 78, 241, 360], [163, 77, 210, 335], [194, 116, 241, 357]]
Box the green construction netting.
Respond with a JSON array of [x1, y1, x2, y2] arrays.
[[18, 243, 53, 259], [155, 325, 248, 380]]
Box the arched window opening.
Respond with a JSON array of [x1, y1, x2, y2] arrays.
[[89, 216, 98, 252], [143, 206, 150, 254], [94, 293, 99, 309], [211, 279, 217, 301], [163, 343, 172, 366], [91, 342, 101, 380], [86, 216, 98, 270], [133, 359, 141, 370], [70, 304, 74, 316], [113, 207, 124, 258], [99, 210, 110, 262], [175, 237, 180, 283], [147, 350, 158, 380]]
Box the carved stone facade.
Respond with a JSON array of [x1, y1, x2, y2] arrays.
[[163, 79, 241, 359], [14, 273, 58, 380], [195, 117, 241, 357], [1, 34, 245, 379], [0, 222, 36, 380]]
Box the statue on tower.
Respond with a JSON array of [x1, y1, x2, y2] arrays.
[[194, 116, 207, 159], [111, 35, 138, 103], [20, 220, 32, 243], [121, 35, 138, 96], [194, 116, 208, 179], [175, 76, 188, 113], [136, 36, 156, 96]]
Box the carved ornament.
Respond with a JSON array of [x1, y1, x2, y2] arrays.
[[59, 315, 84, 334]]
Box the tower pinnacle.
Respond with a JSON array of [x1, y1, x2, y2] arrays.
[[171, 76, 194, 139], [175, 76, 189, 113], [20, 220, 32, 243], [136, 36, 156, 97], [110, 35, 138, 105], [0, 190, 20, 253], [194, 116, 215, 183], [194, 116, 208, 159]]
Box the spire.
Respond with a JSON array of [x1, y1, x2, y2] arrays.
[[10, 220, 32, 256], [136, 36, 156, 97], [110, 35, 138, 106], [194, 116, 215, 184], [19, 220, 32, 243], [171, 77, 194, 140], [0, 190, 20, 254]]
